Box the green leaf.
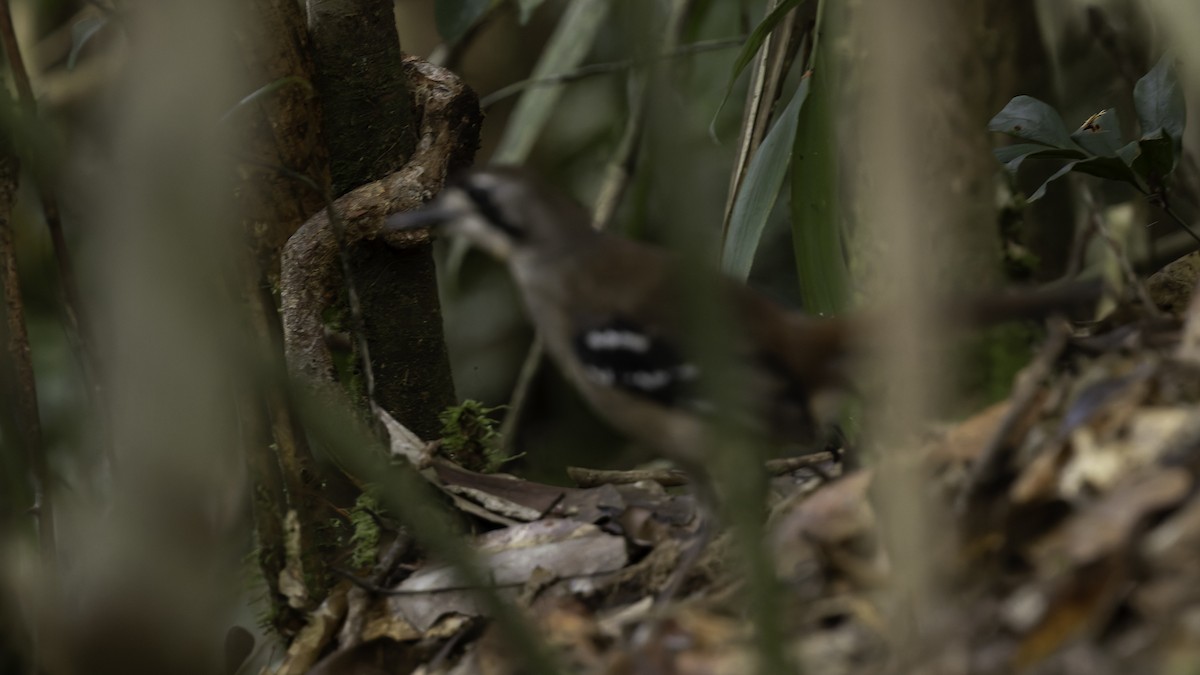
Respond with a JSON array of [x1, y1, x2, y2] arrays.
[[993, 143, 1085, 174], [1134, 54, 1185, 148], [721, 73, 811, 280], [1070, 156, 1139, 183], [1124, 131, 1176, 184], [711, 0, 809, 136], [515, 0, 546, 24], [1027, 162, 1077, 202], [790, 65, 846, 315], [994, 143, 1055, 165], [1027, 156, 1139, 202], [988, 95, 1078, 149], [435, 0, 493, 44], [68, 15, 108, 71], [491, 0, 610, 164], [1069, 108, 1124, 157]]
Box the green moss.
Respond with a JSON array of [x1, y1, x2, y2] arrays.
[[321, 303, 366, 403], [348, 493, 382, 570], [956, 322, 1041, 411], [438, 400, 506, 473]]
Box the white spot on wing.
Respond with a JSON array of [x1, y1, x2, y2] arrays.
[[584, 329, 651, 353], [584, 365, 615, 386], [629, 370, 672, 391]]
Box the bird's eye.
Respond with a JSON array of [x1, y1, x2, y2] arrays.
[[461, 183, 525, 241]]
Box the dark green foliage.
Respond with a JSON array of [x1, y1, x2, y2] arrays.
[[990, 54, 1187, 205]]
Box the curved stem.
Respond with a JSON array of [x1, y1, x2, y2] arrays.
[[1161, 201, 1200, 246]]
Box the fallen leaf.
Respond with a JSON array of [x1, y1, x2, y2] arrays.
[[1014, 557, 1127, 669], [388, 520, 628, 631]]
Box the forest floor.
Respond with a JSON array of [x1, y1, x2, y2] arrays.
[[271, 252, 1200, 675]]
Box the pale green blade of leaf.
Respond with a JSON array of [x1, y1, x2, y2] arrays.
[[790, 58, 846, 315], [450, 0, 610, 278], [710, 0, 807, 139], [721, 73, 811, 280], [68, 15, 108, 70], [491, 0, 611, 164], [516, 0, 547, 24], [719, 0, 798, 239], [219, 76, 314, 124]]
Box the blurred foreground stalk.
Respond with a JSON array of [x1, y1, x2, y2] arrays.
[[45, 3, 251, 673]]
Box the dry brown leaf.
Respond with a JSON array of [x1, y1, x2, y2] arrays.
[[925, 400, 1013, 466], [1143, 487, 1200, 571], [433, 459, 629, 524], [1014, 557, 1127, 669], [531, 595, 605, 668], [771, 470, 874, 545], [271, 586, 349, 675], [1010, 441, 1068, 505], [388, 520, 628, 631], [279, 509, 310, 610], [1060, 410, 1192, 497], [360, 603, 423, 643], [1037, 468, 1190, 565], [769, 470, 883, 588], [305, 638, 421, 675]]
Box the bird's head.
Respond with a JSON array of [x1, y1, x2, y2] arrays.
[[387, 166, 592, 262]]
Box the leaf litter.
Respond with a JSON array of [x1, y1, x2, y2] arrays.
[[271, 260, 1200, 675]]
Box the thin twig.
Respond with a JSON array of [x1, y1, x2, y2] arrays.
[[567, 450, 835, 488], [243, 271, 319, 520], [1086, 188, 1163, 315], [567, 465, 690, 488], [0, 149, 53, 561], [332, 565, 612, 596], [497, 332, 543, 455], [480, 37, 743, 109], [765, 451, 837, 475], [426, 2, 504, 71], [1159, 200, 1200, 246], [339, 533, 413, 649], [0, 9, 56, 584], [592, 67, 648, 231], [0, 0, 101, 407]]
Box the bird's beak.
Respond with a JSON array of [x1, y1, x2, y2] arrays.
[[385, 206, 455, 232]]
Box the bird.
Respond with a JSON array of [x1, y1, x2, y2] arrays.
[[387, 166, 864, 479], [387, 166, 1102, 600], [387, 167, 1105, 472]]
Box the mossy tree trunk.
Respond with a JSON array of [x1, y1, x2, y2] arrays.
[[307, 0, 457, 437], [235, 0, 461, 632]]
